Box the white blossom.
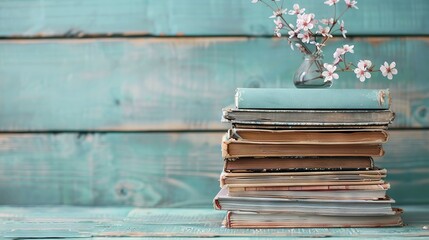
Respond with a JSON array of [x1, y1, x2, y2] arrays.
[[273, 17, 284, 29], [354, 67, 371, 82], [297, 31, 311, 43], [340, 20, 347, 38], [333, 47, 345, 59], [321, 18, 334, 25], [322, 63, 339, 82], [288, 4, 305, 15], [380, 61, 398, 80], [354, 60, 372, 82], [345, 0, 358, 9], [333, 56, 342, 65], [296, 13, 316, 31], [251, 0, 259, 3], [324, 0, 340, 6], [358, 60, 372, 70], [317, 25, 333, 38], [269, 8, 288, 18], [342, 44, 354, 54]]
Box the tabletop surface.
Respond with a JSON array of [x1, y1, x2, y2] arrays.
[[1, 205, 429, 239]]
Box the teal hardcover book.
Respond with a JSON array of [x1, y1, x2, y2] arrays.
[[235, 88, 390, 110]]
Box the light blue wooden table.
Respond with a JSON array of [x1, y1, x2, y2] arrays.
[[0, 0, 428, 238], [2, 206, 429, 238]]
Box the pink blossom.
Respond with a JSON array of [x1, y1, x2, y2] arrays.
[[340, 20, 347, 38], [322, 63, 339, 82], [317, 25, 332, 38], [269, 8, 288, 18], [296, 13, 316, 31], [288, 4, 305, 15], [380, 61, 398, 80], [288, 30, 297, 38], [342, 44, 354, 53], [345, 0, 358, 9], [358, 60, 372, 70], [324, 0, 340, 6], [321, 18, 334, 25], [297, 31, 311, 43], [273, 17, 284, 29], [333, 56, 342, 65], [333, 47, 345, 59], [354, 61, 372, 82]]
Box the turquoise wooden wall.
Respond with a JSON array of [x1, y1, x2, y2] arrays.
[[0, 0, 428, 207]]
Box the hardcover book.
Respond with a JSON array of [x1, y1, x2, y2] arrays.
[[220, 169, 387, 188], [224, 156, 375, 173], [228, 128, 389, 144], [235, 88, 391, 110], [222, 108, 395, 127], [224, 210, 403, 228], [222, 134, 384, 158], [228, 184, 390, 200], [213, 187, 396, 215]]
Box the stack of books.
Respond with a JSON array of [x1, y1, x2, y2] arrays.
[[214, 88, 403, 228]]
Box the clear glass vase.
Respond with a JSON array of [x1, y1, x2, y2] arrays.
[[293, 54, 332, 88]]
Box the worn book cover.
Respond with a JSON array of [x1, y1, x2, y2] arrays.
[[222, 108, 395, 126], [220, 169, 387, 188], [232, 123, 389, 130], [228, 128, 389, 144], [213, 188, 396, 215], [224, 210, 403, 228], [228, 184, 390, 200], [222, 133, 384, 159], [235, 88, 391, 110], [224, 156, 375, 173]]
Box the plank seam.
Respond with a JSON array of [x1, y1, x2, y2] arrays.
[[0, 34, 428, 40]]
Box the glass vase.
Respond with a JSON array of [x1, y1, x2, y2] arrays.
[[293, 54, 332, 88]]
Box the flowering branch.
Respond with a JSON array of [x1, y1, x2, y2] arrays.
[[251, 0, 398, 83]]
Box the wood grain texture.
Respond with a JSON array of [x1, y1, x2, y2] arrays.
[[1, 206, 429, 238], [0, 130, 427, 207], [0, 37, 428, 131], [0, 0, 427, 37]]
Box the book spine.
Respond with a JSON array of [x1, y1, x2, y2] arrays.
[[224, 211, 232, 228], [235, 88, 391, 109], [213, 198, 222, 210], [223, 109, 395, 126], [221, 140, 232, 159]]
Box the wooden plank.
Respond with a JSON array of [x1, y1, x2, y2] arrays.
[[0, 0, 427, 37], [0, 130, 428, 207], [0, 37, 428, 131], [1, 206, 429, 238], [0, 132, 221, 207]]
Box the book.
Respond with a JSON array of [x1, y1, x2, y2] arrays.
[[222, 134, 384, 158], [220, 169, 387, 188], [222, 108, 395, 126], [232, 123, 389, 130], [228, 183, 391, 192], [228, 128, 389, 144], [235, 88, 391, 109], [228, 184, 390, 200], [224, 210, 403, 228], [213, 188, 396, 215], [228, 189, 388, 200], [224, 156, 375, 173]]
